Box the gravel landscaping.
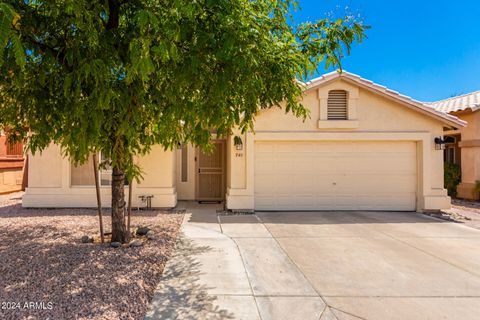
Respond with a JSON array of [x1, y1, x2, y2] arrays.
[[440, 199, 480, 230], [0, 196, 184, 320]]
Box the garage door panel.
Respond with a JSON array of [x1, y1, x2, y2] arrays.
[[337, 194, 416, 211], [255, 175, 276, 191], [277, 160, 304, 172], [332, 157, 416, 174], [254, 141, 417, 211], [290, 161, 315, 173], [347, 174, 415, 191], [255, 165, 276, 176], [356, 195, 381, 208], [292, 181, 316, 193], [334, 195, 356, 209], [256, 143, 275, 153], [356, 194, 416, 211], [276, 177, 297, 193], [309, 163, 337, 174], [347, 157, 411, 169], [276, 196, 301, 208], [255, 196, 276, 210]]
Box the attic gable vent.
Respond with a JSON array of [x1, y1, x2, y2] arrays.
[[327, 90, 348, 120]]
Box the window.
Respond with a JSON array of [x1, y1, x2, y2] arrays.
[[71, 152, 127, 187], [181, 144, 188, 182], [444, 147, 455, 164], [443, 136, 458, 165], [71, 156, 95, 186], [100, 152, 112, 186], [327, 90, 348, 120]]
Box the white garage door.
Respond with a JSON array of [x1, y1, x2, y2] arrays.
[[254, 141, 417, 211]]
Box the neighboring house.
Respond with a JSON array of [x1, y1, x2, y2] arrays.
[[23, 71, 465, 211], [0, 131, 25, 193], [430, 91, 480, 200]]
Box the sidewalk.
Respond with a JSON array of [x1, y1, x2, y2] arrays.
[[144, 201, 335, 320]]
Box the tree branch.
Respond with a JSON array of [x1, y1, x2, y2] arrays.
[[106, 0, 120, 30], [22, 34, 74, 71]]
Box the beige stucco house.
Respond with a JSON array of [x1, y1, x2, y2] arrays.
[[23, 71, 465, 212], [431, 91, 480, 200]]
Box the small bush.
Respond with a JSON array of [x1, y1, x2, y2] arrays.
[[444, 162, 461, 197]]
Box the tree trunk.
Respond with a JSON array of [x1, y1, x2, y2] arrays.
[[111, 165, 128, 243]]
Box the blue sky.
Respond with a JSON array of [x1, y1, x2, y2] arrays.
[[293, 0, 480, 102]]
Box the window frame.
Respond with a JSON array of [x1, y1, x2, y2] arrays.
[[318, 84, 359, 129], [70, 151, 128, 188]]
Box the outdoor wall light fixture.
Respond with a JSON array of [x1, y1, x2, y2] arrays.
[[434, 137, 446, 150], [434, 136, 455, 150], [234, 136, 243, 151]]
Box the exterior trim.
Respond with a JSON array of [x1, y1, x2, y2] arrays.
[[226, 131, 450, 212], [318, 120, 359, 129], [458, 140, 480, 148]]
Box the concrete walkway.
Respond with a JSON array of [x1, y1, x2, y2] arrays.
[[145, 202, 332, 320], [145, 202, 480, 320]]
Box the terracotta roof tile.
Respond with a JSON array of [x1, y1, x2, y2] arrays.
[[428, 91, 480, 113]]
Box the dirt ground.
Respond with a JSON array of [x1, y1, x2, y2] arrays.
[[0, 195, 183, 320]]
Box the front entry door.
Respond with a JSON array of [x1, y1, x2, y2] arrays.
[[196, 141, 226, 202]]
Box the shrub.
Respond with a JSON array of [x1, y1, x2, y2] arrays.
[[444, 162, 461, 197], [474, 180, 480, 199]]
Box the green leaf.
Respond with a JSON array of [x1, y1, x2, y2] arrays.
[[10, 34, 25, 68], [0, 3, 16, 66]]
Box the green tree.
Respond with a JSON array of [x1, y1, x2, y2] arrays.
[[0, 0, 367, 243]]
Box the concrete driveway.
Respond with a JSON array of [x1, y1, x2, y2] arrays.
[[146, 202, 480, 320]]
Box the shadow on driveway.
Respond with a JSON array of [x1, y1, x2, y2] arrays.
[[145, 236, 235, 320]]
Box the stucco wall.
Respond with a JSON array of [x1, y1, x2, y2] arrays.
[[454, 110, 480, 199], [254, 81, 444, 133], [227, 79, 450, 211], [23, 144, 177, 208]]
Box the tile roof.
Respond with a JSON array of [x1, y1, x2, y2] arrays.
[[304, 71, 466, 128], [428, 91, 480, 114]]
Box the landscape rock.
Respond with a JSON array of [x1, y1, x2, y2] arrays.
[[136, 226, 150, 236], [129, 239, 143, 247], [0, 197, 184, 320], [81, 235, 94, 243], [110, 241, 122, 248], [146, 230, 155, 240]]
